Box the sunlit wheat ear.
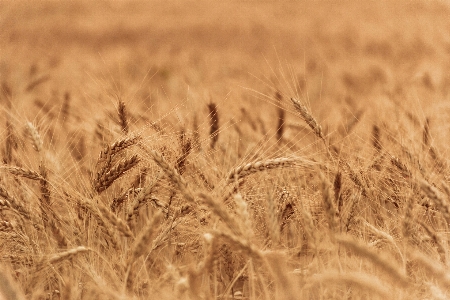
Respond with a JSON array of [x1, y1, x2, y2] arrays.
[[47, 217, 69, 248], [0, 185, 31, 221], [25, 121, 52, 226], [291, 97, 334, 159], [389, 154, 406, 172], [226, 157, 317, 183], [38, 163, 50, 205], [290, 97, 324, 141], [94, 135, 141, 193], [94, 154, 140, 193], [25, 121, 43, 153], [37, 246, 91, 268], [96, 136, 141, 170], [344, 161, 369, 197], [1, 166, 41, 181]]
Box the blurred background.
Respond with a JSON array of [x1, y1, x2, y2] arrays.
[[1, 1, 450, 148]]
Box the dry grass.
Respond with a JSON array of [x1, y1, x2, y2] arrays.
[[1, 0, 450, 299]]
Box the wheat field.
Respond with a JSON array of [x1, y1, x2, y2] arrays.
[[1, 1, 450, 299]]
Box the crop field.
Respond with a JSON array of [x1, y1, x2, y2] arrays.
[[1, 1, 450, 299]]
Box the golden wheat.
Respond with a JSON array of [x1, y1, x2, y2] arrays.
[[1, 2, 450, 299]]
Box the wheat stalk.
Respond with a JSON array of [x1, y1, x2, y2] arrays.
[[208, 102, 219, 149], [94, 155, 140, 193], [226, 157, 317, 183], [47, 246, 90, 264]]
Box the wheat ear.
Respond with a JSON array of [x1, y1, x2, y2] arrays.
[[1, 166, 41, 180], [291, 97, 324, 140], [208, 102, 219, 149], [118, 99, 129, 134], [226, 157, 317, 183], [46, 246, 90, 265], [94, 155, 140, 193], [126, 173, 166, 222], [146, 148, 195, 204], [97, 202, 134, 238]]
